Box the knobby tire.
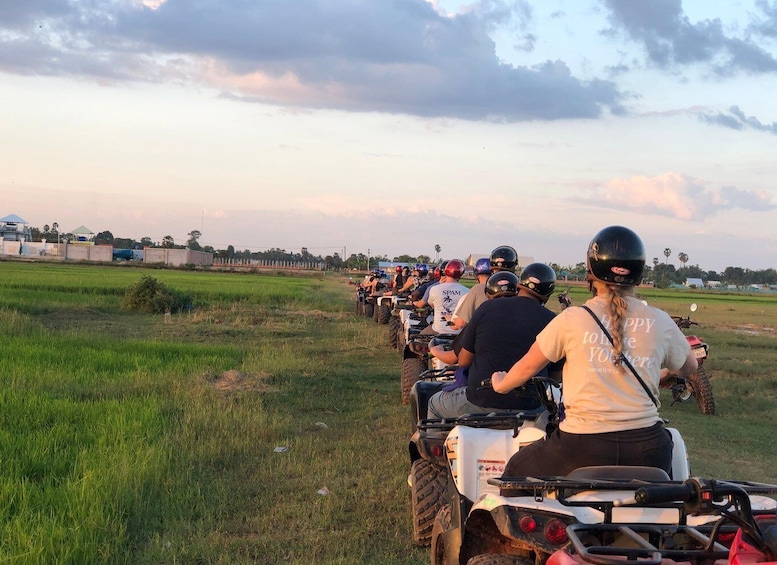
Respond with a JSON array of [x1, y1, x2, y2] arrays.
[[411, 459, 449, 546]]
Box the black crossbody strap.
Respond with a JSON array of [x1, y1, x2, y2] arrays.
[[580, 305, 659, 407]]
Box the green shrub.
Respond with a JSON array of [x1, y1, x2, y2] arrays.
[[121, 275, 191, 314]]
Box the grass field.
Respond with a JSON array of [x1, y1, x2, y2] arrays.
[[1, 261, 776, 564]]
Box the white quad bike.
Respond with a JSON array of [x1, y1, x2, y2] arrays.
[[397, 301, 459, 405], [396, 300, 430, 350], [387, 295, 422, 349], [376, 293, 399, 325], [409, 378, 560, 547], [426, 380, 777, 565]]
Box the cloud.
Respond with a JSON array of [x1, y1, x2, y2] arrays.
[[699, 105, 777, 134], [584, 172, 777, 220], [601, 0, 777, 75], [4, 180, 776, 270], [750, 0, 777, 37], [0, 0, 623, 121]]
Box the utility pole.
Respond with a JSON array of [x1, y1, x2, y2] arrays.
[[367, 248, 370, 272]]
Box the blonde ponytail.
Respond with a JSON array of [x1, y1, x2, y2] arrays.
[[606, 284, 630, 365]]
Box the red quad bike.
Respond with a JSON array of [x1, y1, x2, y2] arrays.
[[545, 477, 777, 565], [661, 303, 716, 415]]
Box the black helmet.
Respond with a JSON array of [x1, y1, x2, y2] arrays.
[[586, 225, 645, 286], [519, 263, 557, 303], [485, 271, 519, 298], [489, 245, 518, 272], [434, 260, 449, 280]]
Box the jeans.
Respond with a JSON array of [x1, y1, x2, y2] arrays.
[[427, 387, 517, 418]]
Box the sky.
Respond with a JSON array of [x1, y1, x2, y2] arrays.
[[2, 0, 777, 272]]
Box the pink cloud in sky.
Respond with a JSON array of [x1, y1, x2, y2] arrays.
[[601, 173, 701, 220], [594, 172, 775, 220]]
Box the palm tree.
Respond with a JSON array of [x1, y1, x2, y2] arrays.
[[678, 252, 688, 269], [434, 244, 441, 263], [653, 257, 659, 268], [663, 248, 671, 265]]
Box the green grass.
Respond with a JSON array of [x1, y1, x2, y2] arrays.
[[0, 261, 775, 563]]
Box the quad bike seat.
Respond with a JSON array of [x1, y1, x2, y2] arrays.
[[566, 465, 671, 482], [410, 380, 448, 429]]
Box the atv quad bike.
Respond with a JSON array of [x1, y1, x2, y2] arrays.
[[546, 476, 777, 565], [376, 294, 395, 325], [401, 333, 455, 406], [662, 303, 715, 415], [420, 373, 763, 565], [408, 377, 559, 548], [430, 428, 697, 565], [427, 417, 777, 565]]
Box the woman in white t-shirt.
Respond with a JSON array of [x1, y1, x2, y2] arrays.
[[492, 225, 698, 477]]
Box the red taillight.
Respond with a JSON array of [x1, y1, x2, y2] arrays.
[[519, 515, 538, 533], [544, 519, 569, 544], [718, 531, 736, 545], [431, 445, 444, 457]]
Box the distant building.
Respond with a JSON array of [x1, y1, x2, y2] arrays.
[[69, 225, 95, 244], [685, 278, 705, 289], [143, 248, 213, 267], [465, 253, 490, 266], [0, 213, 32, 242]]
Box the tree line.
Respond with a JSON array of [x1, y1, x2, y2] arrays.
[[549, 254, 777, 288], [26, 226, 776, 286]]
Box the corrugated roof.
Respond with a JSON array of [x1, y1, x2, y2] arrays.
[[0, 214, 28, 224]]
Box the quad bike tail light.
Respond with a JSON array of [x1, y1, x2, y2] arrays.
[[544, 519, 569, 544], [518, 515, 538, 533]]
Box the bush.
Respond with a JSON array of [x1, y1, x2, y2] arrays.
[[121, 275, 191, 314]]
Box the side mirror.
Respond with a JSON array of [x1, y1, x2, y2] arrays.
[[690, 303, 698, 313]]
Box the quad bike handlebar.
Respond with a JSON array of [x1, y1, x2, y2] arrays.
[[671, 315, 699, 329], [478, 375, 560, 391], [611, 478, 777, 563], [672, 303, 701, 329]]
